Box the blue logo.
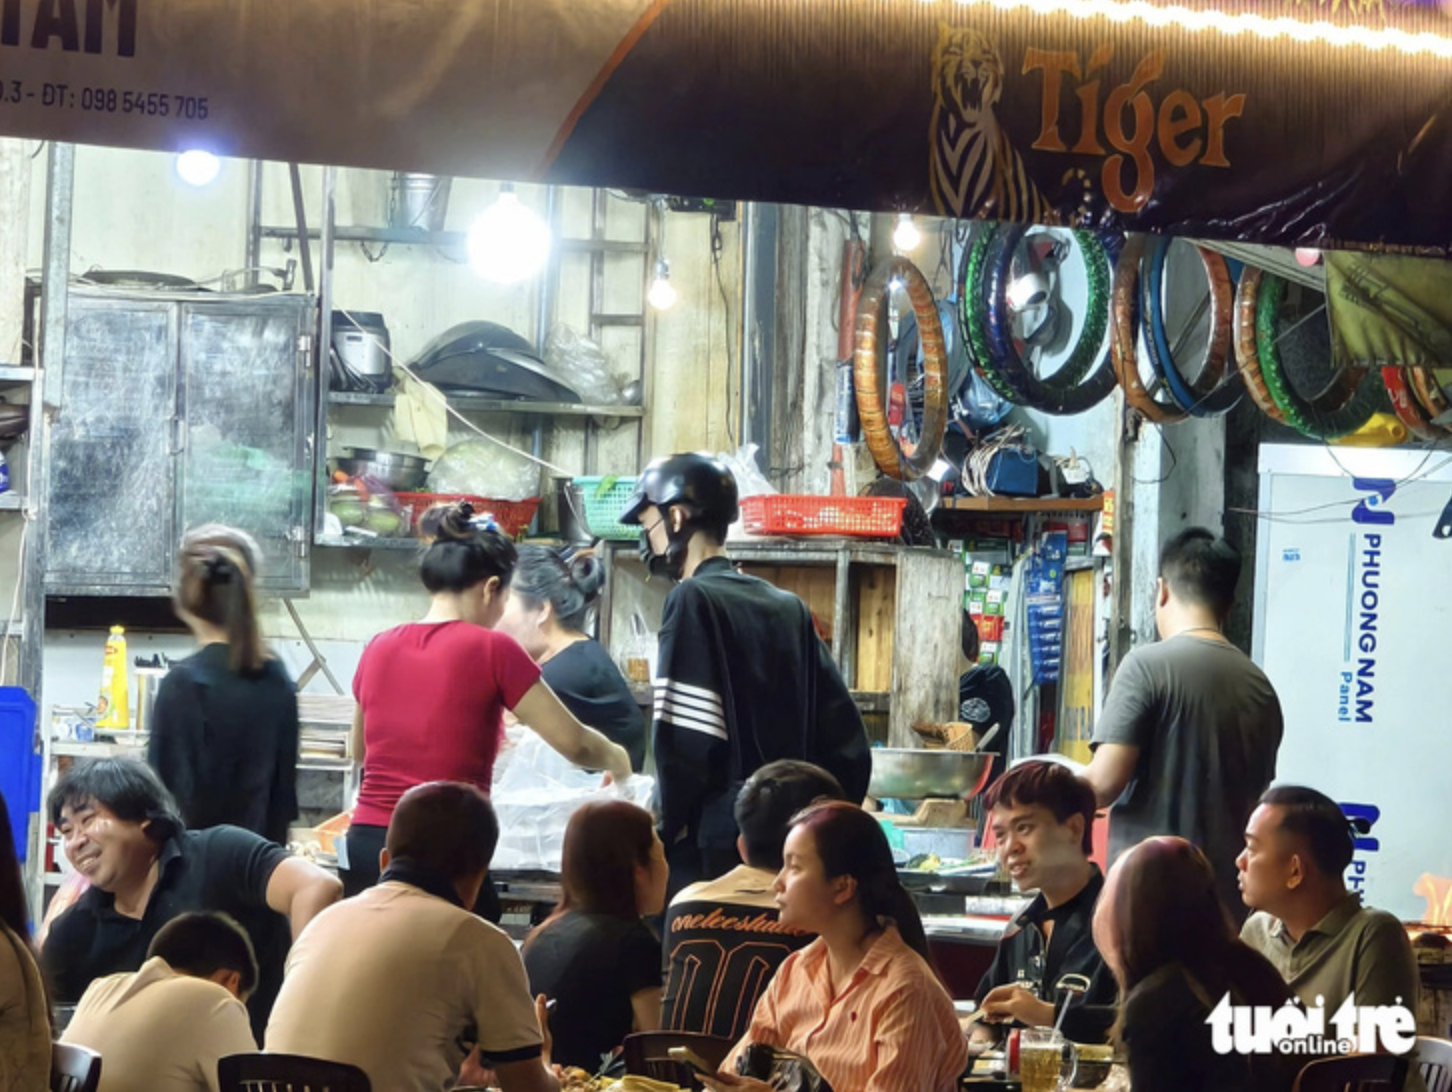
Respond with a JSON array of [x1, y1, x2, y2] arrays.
[[1351, 479, 1396, 526]]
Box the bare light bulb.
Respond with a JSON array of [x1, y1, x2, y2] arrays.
[[466, 188, 551, 283], [175, 150, 220, 187], [648, 258, 677, 311], [892, 213, 922, 252]]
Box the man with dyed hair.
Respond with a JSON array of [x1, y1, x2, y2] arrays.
[[970, 760, 1115, 1048]]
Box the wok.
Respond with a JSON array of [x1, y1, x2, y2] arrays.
[[868, 748, 994, 801]]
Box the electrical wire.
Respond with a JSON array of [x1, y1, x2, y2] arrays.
[[333, 304, 570, 475], [961, 424, 1030, 497], [710, 213, 739, 448]]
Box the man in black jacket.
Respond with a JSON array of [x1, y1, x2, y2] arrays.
[[620, 453, 871, 895], [972, 760, 1116, 1047]]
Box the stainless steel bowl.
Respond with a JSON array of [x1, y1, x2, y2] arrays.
[[330, 448, 429, 491], [868, 748, 994, 800]]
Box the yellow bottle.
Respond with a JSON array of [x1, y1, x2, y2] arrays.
[[96, 625, 130, 730]]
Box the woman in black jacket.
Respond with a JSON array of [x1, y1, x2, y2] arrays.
[[148, 525, 299, 846]]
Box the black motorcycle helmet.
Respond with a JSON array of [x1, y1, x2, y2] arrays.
[[620, 453, 739, 579]]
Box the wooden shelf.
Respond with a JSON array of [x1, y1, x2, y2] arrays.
[[938, 496, 1104, 513], [328, 391, 644, 418]]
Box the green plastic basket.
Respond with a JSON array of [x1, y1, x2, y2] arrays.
[[573, 475, 640, 540]]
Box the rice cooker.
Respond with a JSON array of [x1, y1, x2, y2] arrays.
[[330, 310, 392, 393]]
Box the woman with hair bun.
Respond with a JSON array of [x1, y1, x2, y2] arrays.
[[344, 503, 633, 903], [148, 524, 299, 847], [497, 545, 646, 771]]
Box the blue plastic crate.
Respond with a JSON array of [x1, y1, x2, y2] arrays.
[[0, 686, 39, 864]]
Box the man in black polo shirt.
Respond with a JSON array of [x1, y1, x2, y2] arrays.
[[618, 453, 871, 895], [972, 760, 1116, 1047], [41, 759, 341, 1037]]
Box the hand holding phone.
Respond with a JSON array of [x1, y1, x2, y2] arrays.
[[668, 1046, 718, 1078]]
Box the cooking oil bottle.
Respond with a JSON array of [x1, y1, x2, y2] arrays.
[[96, 626, 130, 730]]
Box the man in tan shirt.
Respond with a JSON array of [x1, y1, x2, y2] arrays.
[[61, 912, 258, 1092], [267, 782, 556, 1092], [1237, 785, 1418, 1014]]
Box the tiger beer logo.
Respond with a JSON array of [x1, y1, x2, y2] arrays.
[[930, 28, 1248, 218]]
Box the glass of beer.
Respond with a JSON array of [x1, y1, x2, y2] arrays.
[[1019, 1028, 1075, 1092]]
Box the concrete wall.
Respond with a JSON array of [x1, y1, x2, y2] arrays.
[[3, 146, 739, 700]]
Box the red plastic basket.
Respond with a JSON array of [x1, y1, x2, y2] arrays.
[[740, 494, 907, 538], [394, 493, 540, 540]]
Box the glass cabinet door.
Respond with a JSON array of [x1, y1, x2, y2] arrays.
[[177, 295, 315, 594], [45, 296, 179, 593]]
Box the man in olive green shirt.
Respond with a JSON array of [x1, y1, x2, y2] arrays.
[[1236, 785, 1418, 1013]]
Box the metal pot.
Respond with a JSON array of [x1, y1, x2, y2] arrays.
[[868, 748, 994, 801], [330, 448, 430, 492], [0, 402, 28, 440]]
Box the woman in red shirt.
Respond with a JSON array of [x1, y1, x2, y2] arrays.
[[343, 503, 631, 903]]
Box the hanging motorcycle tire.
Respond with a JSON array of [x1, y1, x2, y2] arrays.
[[853, 257, 949, 481]]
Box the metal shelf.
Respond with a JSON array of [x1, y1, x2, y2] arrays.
[[0, 365, 36, 382], [0, 493, 23, 510], [314, 532, 418, 550], [938, 496, 1104, 513], [51, 738, 147, 757], [327, 391, 644, 417], [261, 224, 647, 255]]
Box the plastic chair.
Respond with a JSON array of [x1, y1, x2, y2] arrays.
[[217, 1053, 371, 1092], [622, 1032, 735, 1090], [50, 1042, 101, 1092], [1293, 1053, 1410, 1092], [1416, 1036, 1452, 1092]]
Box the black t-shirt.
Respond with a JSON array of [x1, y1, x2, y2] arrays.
[[958, 663, 1015, 788], [974, 868, 1117, 1043], [42, 825, 289, 1039], [148, 644, 300, 846], [523, 911, 661, 1071], [541, 640, 647, 772], [661, 888, 813, 1041]]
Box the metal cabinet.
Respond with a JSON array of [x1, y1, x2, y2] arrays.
[[45, 288, 316, 595]]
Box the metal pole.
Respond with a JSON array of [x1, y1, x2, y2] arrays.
[[739, 203, 757, 451], [288, 163, 315, 294], [245, 159, 263, 291], [26, 143, 74, 700]]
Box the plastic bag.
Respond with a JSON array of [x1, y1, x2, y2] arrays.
[[427, 439, 541, 501], [544, 325, 623, 406], [716, 443, 776, 499], [490, 729, 655, 871], [736, 1043, 835, 1092]]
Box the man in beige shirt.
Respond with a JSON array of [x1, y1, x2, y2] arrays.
[[1237, 785, 1418, 1014], [61, 912, 258, 1092], [267, 782, 557, 1092]]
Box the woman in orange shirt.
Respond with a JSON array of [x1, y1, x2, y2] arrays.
[[704, 801, 967, 1092]]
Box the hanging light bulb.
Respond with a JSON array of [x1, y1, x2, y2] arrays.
[[647, 258, 677, 311], [175, 150, 220, 187], [466, 185, 551, 282], [892, 213, 922, 252]]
